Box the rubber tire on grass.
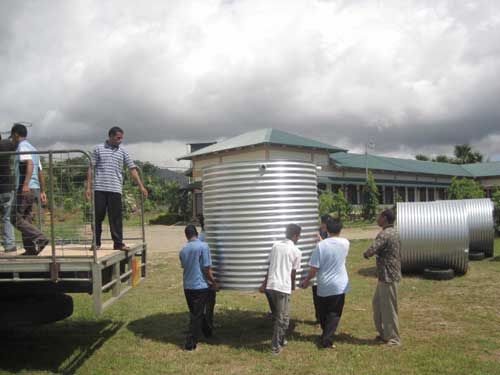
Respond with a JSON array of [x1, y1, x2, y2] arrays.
[[423, 268, 455, 281], [469, 252, 485, 261], [0, 293, 73, 330]]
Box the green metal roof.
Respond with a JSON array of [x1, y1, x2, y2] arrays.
[[318, 177, 450, 188], [177, 128, 347, 160], [461, 161, 500, 177], [330, 152, 472, 177]]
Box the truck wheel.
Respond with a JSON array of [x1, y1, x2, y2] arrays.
[[469, 252, 485, 261], [0, 293, 73, 329], [423, 268, 455, 281]]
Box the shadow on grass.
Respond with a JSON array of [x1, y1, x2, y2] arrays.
[[490, 256, 500, 262], [290, 331, 379, 347], [128, 309, 300, 352], [357, 266, 377, 278], [0, 320, 123, 375]]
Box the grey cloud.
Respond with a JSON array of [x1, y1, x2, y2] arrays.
[[0, 0, 500, 161]]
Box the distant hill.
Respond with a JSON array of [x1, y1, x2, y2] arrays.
[[156, 168, 189, 187]]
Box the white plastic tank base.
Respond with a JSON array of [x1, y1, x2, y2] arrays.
[[203, 160, 319, 290], [397, 201, 469, 274]]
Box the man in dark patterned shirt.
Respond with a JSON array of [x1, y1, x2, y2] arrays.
[[363, 209, 401, 347]]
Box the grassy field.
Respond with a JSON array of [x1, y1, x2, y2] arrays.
[[1, 238, 499, 375]]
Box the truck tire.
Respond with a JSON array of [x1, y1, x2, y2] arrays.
[[469, 252, 485, 261], [0, 293, 73, 329], [423, 268, 455, 281]]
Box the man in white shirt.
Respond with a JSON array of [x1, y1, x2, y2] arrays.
[[301, 217, 350, 349], [259, 224, 302, 355]]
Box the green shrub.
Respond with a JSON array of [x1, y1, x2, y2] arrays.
[[492, 190, 500, 235], [319, 190, 351, 220], [448, 177, 485, 199], [149, 212, 182, 225]]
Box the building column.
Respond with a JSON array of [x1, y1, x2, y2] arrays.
[[415, 187, 419, 202], [425, 188, 429, 201], [356, 185, 361, 205], [405, 187, 408, 202], [381, 186, 386, 205]]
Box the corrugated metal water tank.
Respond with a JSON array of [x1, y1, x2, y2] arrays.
[[203, 160, 319, 290], [446, 198, 494, 257], [397, 201, 469, 274]]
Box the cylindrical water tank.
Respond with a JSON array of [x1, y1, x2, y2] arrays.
[[397, 201, 469, 274], [203, 160, 319, 290], [440, 199, 494, 257]]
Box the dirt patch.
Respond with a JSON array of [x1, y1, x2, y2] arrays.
[[142, 224, 380, 254]]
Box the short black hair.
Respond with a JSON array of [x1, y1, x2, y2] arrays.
[[326, 217, 343, 234], [381, 209, 395, 224], [185, 224, 198, 239], [11, 123, 27, 138], [286, 223, 301, 240], [109, 126, 124, 137], [320, 214, 330, 224]]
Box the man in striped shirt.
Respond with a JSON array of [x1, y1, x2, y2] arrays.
[[86, 127, 148, 251]]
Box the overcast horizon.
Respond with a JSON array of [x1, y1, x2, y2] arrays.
[[1, 0, 499, 168]]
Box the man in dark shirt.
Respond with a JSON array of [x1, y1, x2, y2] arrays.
[[0, 135, 17, 253], [363, 209, 402, 347]]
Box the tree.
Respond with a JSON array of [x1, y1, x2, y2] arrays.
[[415, 154, 430, 161], [448, 177, 485, 199], [435, 155, 451, 163], [362, 171, 379, 221], [453, 144, 484, 164], [319, 190, 351, 220]]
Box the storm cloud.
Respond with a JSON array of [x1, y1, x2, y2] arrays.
[[1, 0, 499, 166]]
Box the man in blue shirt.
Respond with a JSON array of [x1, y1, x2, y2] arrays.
[[179, 224, 218, 351], [301, 217, 350, 349], [10, 123, 48, 255]]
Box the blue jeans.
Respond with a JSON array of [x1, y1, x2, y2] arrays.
[[0, 191, 16, 250]]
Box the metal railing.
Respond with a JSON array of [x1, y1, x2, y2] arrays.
[[0, 148, 146, 279]]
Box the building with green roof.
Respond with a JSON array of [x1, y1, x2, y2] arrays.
[[178, 128, 499, 217]]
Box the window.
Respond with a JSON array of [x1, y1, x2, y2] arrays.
[[428, 188, 435, 201], [347, 185, 358, 205], [385, 187, 394, 205], [397, 187, 406, 201], [408, 188, 415, 202], [419, 187, 427, 202]]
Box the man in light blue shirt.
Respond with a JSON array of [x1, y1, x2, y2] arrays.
[[179, 224, 218, 351], [10, 123, 48, 255], [301, 217, 350, 349]]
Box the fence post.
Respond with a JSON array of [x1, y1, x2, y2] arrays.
[[48, 151, 59, 282]]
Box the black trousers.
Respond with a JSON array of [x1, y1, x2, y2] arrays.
[[205, 287, 217, 333], [184, 288, 211, 348], [312, 285, 320, 323], [318, 293, 345, 346], [94, 191, 123, 248]]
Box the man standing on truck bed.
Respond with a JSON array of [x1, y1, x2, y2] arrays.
[[10, 123, 49, 255], [86, 126, 148, 251], [0, 134, 17, 254]]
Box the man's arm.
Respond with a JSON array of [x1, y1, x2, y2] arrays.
[[85, 167, 92, 201], [22, 160, 34, 194], [300, 267, 318, 289], [363, 232, 386, 259], [203, 267, 219, 290], [291, 269, 297, 291], [130, 168, 149, 198]]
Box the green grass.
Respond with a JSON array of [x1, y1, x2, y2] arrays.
[[0, 239, 499, 374]]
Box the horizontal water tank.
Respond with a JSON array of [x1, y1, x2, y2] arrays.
[[203, 160, 319, 290], [441, 199, 494, 257], [397, 201, 469, 274]]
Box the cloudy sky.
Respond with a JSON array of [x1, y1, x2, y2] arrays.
[[1, 0, 499, 168]]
